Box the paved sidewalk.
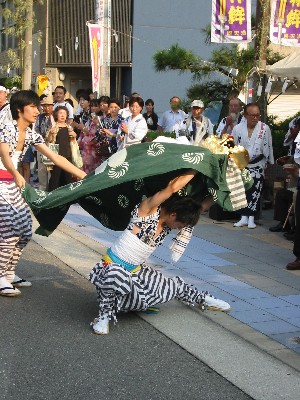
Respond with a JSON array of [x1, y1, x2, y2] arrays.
[[57, 205, 300, 359]]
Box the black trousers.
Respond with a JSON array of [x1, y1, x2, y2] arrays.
[[293, 190, 300, 259], [273, 188, 293, 222]]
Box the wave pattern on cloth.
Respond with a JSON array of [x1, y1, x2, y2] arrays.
[[21, 142, 253, 235]]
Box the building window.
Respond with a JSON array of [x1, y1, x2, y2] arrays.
[[0, 0, 16, 53]]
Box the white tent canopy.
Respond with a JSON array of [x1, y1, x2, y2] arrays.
[[267, 51, 300, 80]]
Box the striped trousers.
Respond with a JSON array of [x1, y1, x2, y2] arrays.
[[0, 182, 32, 279], [89, 262, 205, 321]]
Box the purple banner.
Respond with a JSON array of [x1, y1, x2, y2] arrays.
[[211, 0, 251, 43], [270, 0, 300, 46]]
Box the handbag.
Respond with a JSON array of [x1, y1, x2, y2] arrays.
[[41, 143, 59, 166], [70, 139, 83, 168]]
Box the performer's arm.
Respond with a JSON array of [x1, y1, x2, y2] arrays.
[[35, 143, 87, 180], [0, 142, 25, 189], [139, 169, 198, 214]]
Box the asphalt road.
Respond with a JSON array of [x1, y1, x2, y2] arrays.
[[0, 240, 253, 400]]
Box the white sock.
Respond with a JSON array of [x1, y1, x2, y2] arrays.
[[240, 216, 248, 224], [248, 216, 256, 228], [234, 215, 248, 227], [0, 276, 13, 288]]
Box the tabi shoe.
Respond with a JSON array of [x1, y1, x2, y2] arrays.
[[233, 216, 248, 227], [0, 286, 21, 297], [204, 294, 231, 312], [286, 259, 300, 270], [92, 317, 109, 335], [269, 222, 284, 232], [247, 216, 256, 229], [11, 275, 32, 287]]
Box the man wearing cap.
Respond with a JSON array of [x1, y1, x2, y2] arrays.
[[179, 99, 214, 145], [0, 83, 12, 124], [157, 96, 186, 138], [34, 94, 55, 190]]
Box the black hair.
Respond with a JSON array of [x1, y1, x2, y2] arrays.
[[99, 95, 110, 104], [65, 98, 74, 108], [86, 88, 93, 96], [10, 90, 40, 120], [90, 98, 100, 107], [75, 88, 87, 99], [54, 105, 69, 120], [129, 96, 144, 108], [161, 194, 201, 227], [79, 92, 90, 102], [145, 98, 154, 107], [109, 98, 121, 107], [244, 102, 260, 115], [54, 85, 67, 94]]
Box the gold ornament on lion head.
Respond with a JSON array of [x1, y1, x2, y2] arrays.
[[200, 134, 249, 170]]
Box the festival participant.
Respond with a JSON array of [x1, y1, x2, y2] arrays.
[[89, 170, 231, 335], [232, 103, 274, 229], [0, 90, 86, 297]]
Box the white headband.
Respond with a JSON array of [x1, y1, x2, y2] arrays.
[[0, 86, 7, 92]]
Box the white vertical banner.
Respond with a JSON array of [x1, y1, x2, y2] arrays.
[[87, 23, 103, 94], [211, 0, 252, 43]]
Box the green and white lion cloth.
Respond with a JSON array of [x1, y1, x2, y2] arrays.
[[21, 142, 253, 236]]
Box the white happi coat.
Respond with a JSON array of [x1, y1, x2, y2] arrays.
[[232, 121, 274, 174]]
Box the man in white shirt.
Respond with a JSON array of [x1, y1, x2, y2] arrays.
[[53, 86, 74, 123], [216, 97, 244, 137], [158, 96, 186, 138]]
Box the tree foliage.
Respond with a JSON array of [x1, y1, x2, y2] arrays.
[[2, 0, 43, 76], [153, 43, 283, 105]]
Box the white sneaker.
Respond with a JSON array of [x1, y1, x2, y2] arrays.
[[92, 317, 109, 335], [204, 294, 231, 312]]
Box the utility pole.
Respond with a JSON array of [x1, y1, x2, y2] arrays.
[[95, 0, 111, 96], [22, 0, 33, 90], [253, 0, 271, 122]]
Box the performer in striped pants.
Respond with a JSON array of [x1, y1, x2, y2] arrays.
[[89, 170, 231, 335], [0, 90, 86, 297]]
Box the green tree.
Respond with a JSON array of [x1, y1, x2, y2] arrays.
[[2, 0, 43, 87], [153, 43, 282, 108]]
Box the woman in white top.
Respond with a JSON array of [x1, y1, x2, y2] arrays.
[[117, 97, 148, 150]]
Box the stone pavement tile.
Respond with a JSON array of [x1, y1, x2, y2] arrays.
[[269, 332, 300, 354], [289, 318, 300, 328], [267, 305, 300, 320], [259, 283, 300, 297], [249, 320, 300, 335], [279, 294, 300, 306], [222, 287, 274, 300], [230, 309, 278, 324], [247, 296, 296, 309], [210, 279, 252, 289], [203, 274, 242, 283]]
